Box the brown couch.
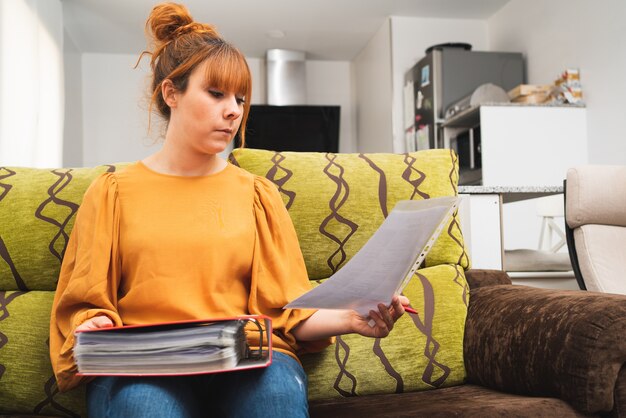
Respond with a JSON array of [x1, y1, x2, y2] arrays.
[[310, 270, 626, 418]]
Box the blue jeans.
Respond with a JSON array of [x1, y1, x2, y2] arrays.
[[86, 351, 309, 418]]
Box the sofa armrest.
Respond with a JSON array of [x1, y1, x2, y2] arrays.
[[464, 269, 512, 289], [464, 285, 626, 415]]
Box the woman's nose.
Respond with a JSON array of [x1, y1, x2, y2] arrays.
[[224, 96, 242, 120]]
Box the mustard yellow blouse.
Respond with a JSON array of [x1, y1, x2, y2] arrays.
[[50, 161, 330, 392]]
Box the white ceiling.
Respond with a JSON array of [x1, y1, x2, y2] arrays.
[[62, 0, 511, 60]]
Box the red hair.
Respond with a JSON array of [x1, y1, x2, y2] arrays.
[[141, 3, 252, 146]]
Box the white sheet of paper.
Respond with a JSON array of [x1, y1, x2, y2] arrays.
[[285, 196, 459, 317]]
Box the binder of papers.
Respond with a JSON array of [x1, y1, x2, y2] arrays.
[[74, 315, 272, 376]]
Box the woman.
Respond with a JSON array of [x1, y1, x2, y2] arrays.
[[50, 3, 408, 417]]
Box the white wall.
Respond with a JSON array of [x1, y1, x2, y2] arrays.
[[354, 18, 393, 153], [81, 53, 162, 166], [390, 17, 489, 153], [244, 57, 266, 105], [488, 0, 626, 165], [305, 60, 355, 153], [81, 55, 355, 165], [62, 29, 83, 167], [0, 0, 64, 168]]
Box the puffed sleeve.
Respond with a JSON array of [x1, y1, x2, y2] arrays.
[[249, 177, 332, 354], [49, 173, 123, 392]]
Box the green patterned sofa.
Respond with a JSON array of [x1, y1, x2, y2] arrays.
[[1, 149, 625, 417]]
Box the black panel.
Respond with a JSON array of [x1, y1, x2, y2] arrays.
[[235, 105, 340, 153]]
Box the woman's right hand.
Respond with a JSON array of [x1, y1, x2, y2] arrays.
[[75, 316, 114, 332]]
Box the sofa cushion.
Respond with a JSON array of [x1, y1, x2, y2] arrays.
[[301, 264, 468, 400], [0, 165, 127, 292], [0, 290, 86, 416], [229, 149, 469, 281], [309, 384, 595, 418]]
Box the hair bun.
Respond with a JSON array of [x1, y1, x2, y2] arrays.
[[147, 2, 199, 43]]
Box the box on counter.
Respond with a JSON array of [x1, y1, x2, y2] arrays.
[[508, 84, 553, 104], [508, 84, 552, 98], [511, 92, 551, 104], [554, 68, 583, 104], [555, 68, 581, 86]]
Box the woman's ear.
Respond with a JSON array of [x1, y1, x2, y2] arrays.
[[162, 79, 178, 108]]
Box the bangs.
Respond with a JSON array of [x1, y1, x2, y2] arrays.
[[202, 47, 251, 98]]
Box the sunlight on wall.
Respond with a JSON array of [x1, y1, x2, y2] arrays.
[[0, 0, 64, 168]]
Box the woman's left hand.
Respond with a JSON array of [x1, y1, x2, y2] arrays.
[[350, 295, 410, 338]]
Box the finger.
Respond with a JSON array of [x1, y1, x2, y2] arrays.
[[75, 322, 91, 332], [378, 303, 393, 325], [397, 295, 410, 306], [377, 304, 394, 331], [76, 316, 113, 332], [75, 319, 99, 332], [92, 316, 114, 328], [369, 310, 388, 332], [391, 297, 405, 319]]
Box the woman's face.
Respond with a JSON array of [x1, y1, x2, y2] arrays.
[[167, 60, 246, 155]]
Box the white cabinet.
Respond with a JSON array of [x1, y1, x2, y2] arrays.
[[444, 104, 588, 187], [480, 105, 587, 186], [457, 193, 503, 270]]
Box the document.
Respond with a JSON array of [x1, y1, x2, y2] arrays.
[[74, 315, 272, 376], [285, 196, 460, 317]]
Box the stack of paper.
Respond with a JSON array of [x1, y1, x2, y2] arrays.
[[285, 196, 460, 317], [75, 319, 248, 375]]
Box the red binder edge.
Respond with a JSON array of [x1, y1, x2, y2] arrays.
[[75, 314, 273, 377]]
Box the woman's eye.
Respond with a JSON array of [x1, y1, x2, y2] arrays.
[[236, 97, 246, 105], [208, 90, 223, 98]]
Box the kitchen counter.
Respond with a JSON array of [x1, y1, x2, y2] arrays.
[[443, 102, 585, 128], [458, 185, 563, 203]]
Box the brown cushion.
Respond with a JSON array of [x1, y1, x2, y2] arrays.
[[309, 384, 595, 418], [464, 269, 512, 289], [464, 285, 626, 414], [612, 366, 626, 418]]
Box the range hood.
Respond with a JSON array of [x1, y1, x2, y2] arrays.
[[266, 49, 306, 105], [242, 49, 339, 154]]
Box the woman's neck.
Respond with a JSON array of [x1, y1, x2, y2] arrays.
[[142, 142, 227, 177]]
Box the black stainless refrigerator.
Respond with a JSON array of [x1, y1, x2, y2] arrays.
[[404, 44, 525, 151]]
